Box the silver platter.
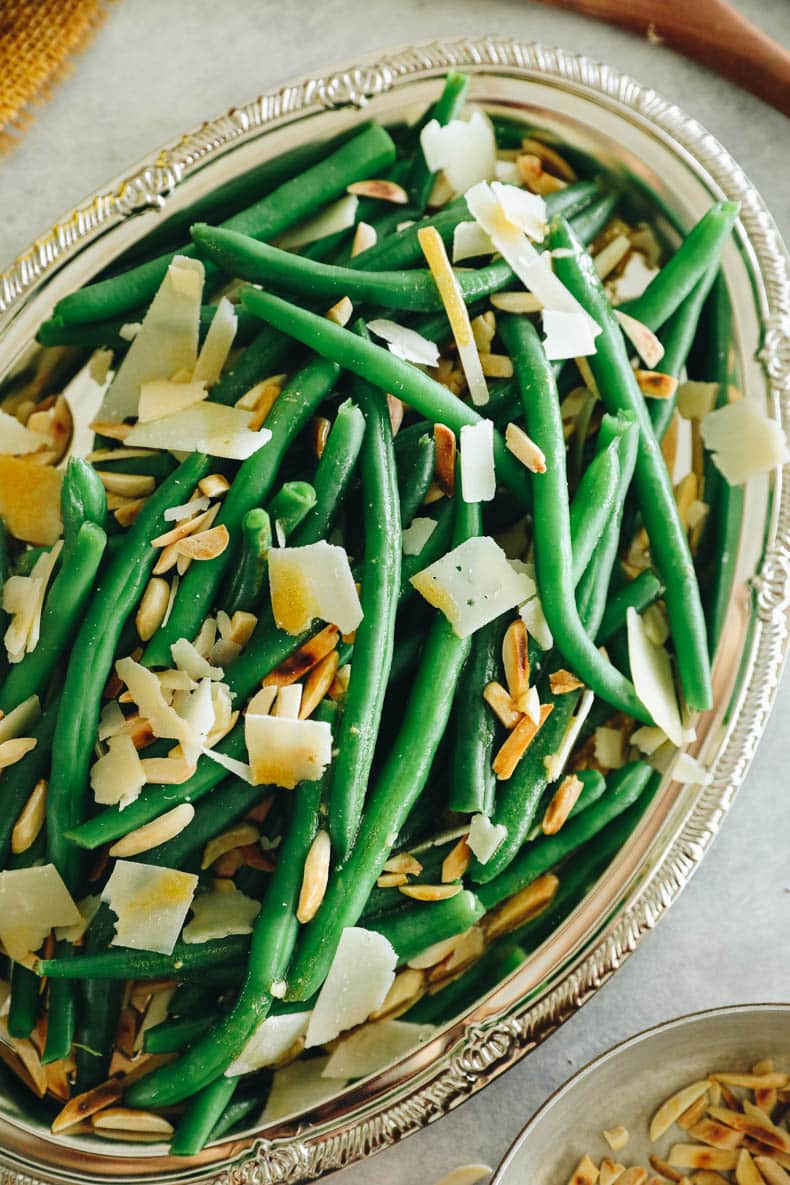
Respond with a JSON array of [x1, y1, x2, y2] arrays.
[[0, 35, 789, 1185]]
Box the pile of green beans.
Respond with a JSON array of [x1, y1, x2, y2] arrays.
[[0, 73, 746, 1155]]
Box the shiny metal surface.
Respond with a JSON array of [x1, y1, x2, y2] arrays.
[[0, 36, 788, 1185]]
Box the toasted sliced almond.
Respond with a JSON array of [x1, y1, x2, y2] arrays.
[[135, 577, 170, 642], [202, 822, 260, 870], [668, 1147, 738, 1172], [0, 1041, 40, 1097], [351, 221, 377, 257], [44, 1059, 72, 1102], [151, 505, 220, 550], [485, 872, 559, 939], [756, 1087, 778, 1116], [493, 703, 553, 779], [96, 471, 155, 498], [247, 379, 284, 431], [108, 803, 195, 858], [228, 610, 257, 647], [490, 291, 543, 314], [650, 1155, 682, 1182], [710, 1106, 790, 1152], [478, 352, 514, 378], [520, 136, 576, 180], [115, 1007, 138, 1058], [594, 233, 632, 279], [566, 1153, 600, 1185], [483, 681, 522, 730], [754, 1159, 790, 1185], [615, 310, 665, 368], [312, 415, 331, 459], [714, 1073, 789, 1090], [199, 473, 230, 498], [115, 497, 147, 527], [377, 872, 408, 888], [690, 1117, 744, 1150], [92, 1107, 174, 1134], [0, 1021, 46, 1096], [382, 852, 423, 877], [347, 179, 408, 204], [650, 1081, 710, 1140], [387, 393, 404, 435], [152, 540, 181, 575], [434, 423, 456, 497], [427, 925, 485, 984], [441, 836, 472, 882], [11, 778, 47, 854], [502, 619, 530, 702], [518, 153, 567, 195], [736, 1149, 767, 1185], [369, 966, 426, 1022], [542, 774, 584, 836], [138, 757, 196, 785], [51, 1077, 124, 1133], [297, 830, 331, 924], [263, 625, 340, 687], [598, 1161, 622, 1185], [175, 523, 229, 561], [326, 296, 353, 327], [0, 736, 36, 769], [677, 1094, 710, 1130], [506, 421, 547, 473], [399, 883, 462, 902], [299, 650, 339, 719], [90, 420, 131, 441], [635, 370, 679, 400], [549, 669, 584, 695], [615, 1171, 647, 1185]]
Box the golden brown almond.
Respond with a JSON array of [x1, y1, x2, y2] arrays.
[[299, 650, 340, 719], [541, 774, 584, 837], [650, 1081, 710, 1140], [351, 220, 377, 257], [44, 1059, 72, 1103], [115, 1006, 138, 1058], [92, 1107, 174, 1134], [377, 872, 408, 888], [755, 1087, 778, 1116], [715, 1073, 789, 1090], [0, 1041, 41, 1098], [387, 393, 404, 436], [11, 777, 47, 854], [114, 497, 148, 527], [502, 619, 530, 703], [109, 804, 196, 859], [96, 471, 155, 498], [135, 576, 171, 642], [615, 1170, 647, 1185], [483, 680, 522, 730], [152, 540, 181, 575], [237, 843, 275, 873], [668, 1147, 738, 1172], [708, 1106, 790, 1153], [326, 296, 353, 327], [517, 152, 567, 194], [228, 610, 257, 647], [427, 926, 485, 984], [399, 883, 462, 902], [0, 1020, 46, 1097], [485, 872, 559, 939], [0, 736, 37, 770], [263, 625, 340, 687], [479, 352, 514, 379], [490, 291, 543, 314], [520, 136, 577, 181], [369, 967, 425, 1022], [202, 822, 260, 870], [312, 415, 331, 459], [677, 1094, 710, 1130], [347, 179, 409, 204], [505, 421, 547, 473], [752, 1058, 775, 1074], [441, 836, 472, 883], [51, 1077, 124, 1133], [736, 1149, 766, 1185], [565, 1153, 600, 1185], [198, 473, 230, 498], [754, 1158, 790, 1185], [689, 1117, 744, 1150], [593, 233, 632, 280], [434, 423, 456, 497], [599, 1159, 624, 1185], [603, 1126, 630, 1153], [635, 370, 679, 400], [90, 420, 132, 441], [650, 1155, 683, 1182], [382, 852, 423, 877], [247, 379, 284, 430], [174, 523, 229, 561], [549, 669, 584, 695], [493, 703, 554, 779], [296, 830, 331, 924]]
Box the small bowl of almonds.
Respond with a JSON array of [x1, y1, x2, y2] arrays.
[[492, 1004, 790, 1185]]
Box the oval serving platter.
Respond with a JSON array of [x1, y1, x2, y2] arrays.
[[0, 36, 788, 1185]]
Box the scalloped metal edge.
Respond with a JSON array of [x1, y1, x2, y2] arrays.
[[1, 35, 789, 1185]]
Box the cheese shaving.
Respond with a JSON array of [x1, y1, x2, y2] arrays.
[[115, 656, 196, 753], [193, 297, 238, 386], [671, 752, 713, 785], [420, 111, 496, 197], [181, 886, 260, 944], [276, 194, 358, 251], [0, 409, 50, 455], [700, 397, 790, 485], [62, 350, 113, 459], [137, 378, 208, 423], [542, 309, 599, 361], [126, 402, 272, 461], [305, 927, 398, 1048], [202, 745, 254, 784], [626, 607, 684, 746], [0, 865, 81, 959], [322, 1019, 435, 1080], [459, 421, 496, 501], [102, 861, 198, 955], [452, 221, 494, 262], [225, 1011, 311, 1077], [3, 540, 63, 663], [467, 814, 507, 864], [401, 516, 438, 556], [244, 712, 332, 789], [0, 457, 63, 545], [411, 536, 532, 638], [90, 734, 146, 808], [367, 319, 439, 367], [261, 1056, 343, 1123], [171, 637, 224, 682], [268, 541, 363, 635], [418, 225, 489, 406]]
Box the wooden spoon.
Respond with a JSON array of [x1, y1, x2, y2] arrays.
[[533, 0, 790, 117]]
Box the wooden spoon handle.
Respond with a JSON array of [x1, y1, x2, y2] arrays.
[[533, 0, 790, 117]]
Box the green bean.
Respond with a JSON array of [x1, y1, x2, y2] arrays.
[[367, 889, 484, 965], [41, 951, 78, 1063], [405, 72, 469, 211], [267, 480, 316, 539], [223, 509, 272, 617], [619, 201, 740, 331], [397, 433, 436, 529], [124, 704, 335, 1109], [7, 961, 39, 1039], [568, 441, 620, 585], [192, 223, 514, 312], [0, 520, 8, 680], [289, 399, 366, 546], [60, 458, 107, 557], [143, 358, 338, 667], [239, 288, 532, 509], [450, 617, 501, 815], [208, 1086, 270, 1142], [562, 190, 618, 248], [53, 123, 396, 325], [144, 1014, 214, 1054], [37, 304, 261, 351], [400, 498, 453, 601], [477, 761, 655, 911], [596, 571, 663, 644], [551, 218, 713, 710], [649, 262, 719, 440], [0, 693, 60, 871], [285, 492, 479, 1003], [499, 314, 648, 720], [171, 1076, 239, 1157], [0, 522, 106, 714], [209, 325, 293, 408], [38, 936, 251, 981]]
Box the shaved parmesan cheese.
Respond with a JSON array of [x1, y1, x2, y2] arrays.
[[402, 516, 438, 556], [54, 893, 101, 943], [460, 421, 496, 502], [491, 182, 547, 241], [137, 378, 208, 423], [245, 713, 332, 789], [614, 310, 664, 369], [420, 111, 497, 197], [323, 1019, 434, 1080], [0, 409, 50, 455], [630, 724, 667, 755], [411, 536, 532, 638], [276, 194, 358, 251], [98, 699, 125, 741], [272, 683, 302, 719], [0, 694, 40, 743], [171, 637, 224, 681], [367, 319, 439, 367], [202, 745, 253, 783], [63, 350, 113, 459], [0, 865, 81, 960], [174, 677, 216, 764], [193, 298, 237, 386], [3, 541, 62, 663], [626, 607, 683, 746], [677, 380, 719, 420], [226, 1010, 311, 1077], [268, 541, 362, 635], [182, 887, 260, 943], [594, 726, 625, 770], [90, 734, 146, 807], [700, 397, 790, 485], [100, 255, 204, 421], [0, 456, 62, 545], [305, 927, 397, 1048], [102, 861, 198, 955], [134, 985, 174, 1054], [126, 402, 271, 461], [467, 814, 507, 864], [494, 159, 521, 185], [542, 309, 598, 361], [609, 251, 658, 303], [247, 685, 278, 715], [452, 221, 494, 263], [261, 1056, 342, 1122], [115, 656, 196, 755], [671, 752, 712, 785], [520, 595, 553, 650], [544, 688, 594, 783]]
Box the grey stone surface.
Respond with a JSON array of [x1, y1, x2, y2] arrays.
[[0, 3, 788, 1181]]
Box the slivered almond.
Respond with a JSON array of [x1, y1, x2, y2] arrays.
[[677, 1094, 710, 1129], [594, 233, 631, 279], [0, 737, 36, 769], [715, 1073, 790, 1090], [479, 352, 514, 378], [92, 1107, 174, 1134], [399, 883, 461, 902], [668, 1147, 738, 1172], [490, 291, 543, 314], [297, 830, 331, 923], [427, 926, 485, 984], [566, 1153, 600, 1185], [485, 872, 559, 939], [0, 1021, 46, 1096], [0, 1041, 40, 1098], [520, 136, 577, 181], [198, 473, 230, 498], [135, 577, 170, 641], [502, 619, 530, 702], [152, 540, 182, 575], [11, 778, 47, 854], [542, 774, 584, 835], [351, 221, 377, 257], [423, 480, 444, 504], [506, 421, 547, 473], [650, 1155, 682, 1182], [382, 852, 423, 876], [650, 1081, 710, 1141], [635, 370, 678, 400], [441, 836, 472, 882], [387, 393, 404, 435], [228, 610, 257, 647], [312, 415, 331, 459], [96, 471, 155, 498], [434, 423, 456, 496], [299, 651, 339, 719], [709, 1106, 790, 1152], [347, 179, 408, 204], [377, 872, 408, 888], [247, 380, 284, 431], [753, 1059, 775, 1074], [114, 498, 148, 526], [690, 1117, 744, 1150], [493, 703, 553, 779], [718, 1083, 742, 1110], [263, 625, 340, 686], [211, 849, 244, 877], [116, 1007, 138, 1057], [51, 1077, 124, 1133], [518, 153, 567, 194], [109, 804, 195, 858], [599, 1162, 625, 1185], [736, 1149, 767, 1185], [603, 1126, 630, 1151], [756, 1088, 779, 1116], [90, 420, 131, 441], [202, 822, 260, 870], [93, 1128, 170, 1144], [615, 310, 665, 369], [483, 680, 522, 730], [326, 296, 353, 327], [44, 1059, 72, 1102], [369, 967, 425, 1021], [615, 1171, 647, 1185], [549, 669, 584, 695], [754, 1159, 790, 1185], [175, 523, 229, 561], [239, 843, 275, 873]]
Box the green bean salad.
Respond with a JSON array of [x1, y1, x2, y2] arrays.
[[0, 72, 784, 1155]]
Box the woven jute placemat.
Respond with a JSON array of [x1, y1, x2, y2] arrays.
[[0, 0, 111, 153]]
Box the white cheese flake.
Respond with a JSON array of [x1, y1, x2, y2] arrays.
[[182, 887, 260, 944], [225, 1011, 311, 1077], [322, 1019, 435, 1080], [542, 309, 599, 361], [305, 927, 397, 1048], [411, 536, 532, 638], [126, 402, 272, 461], [452, 221, 494, 263], [0, 694, 40, 744], [276, 194, 358, 251], [459, 421, 496, 502], [102, 861, 198, 955], [268, 541, 362, 635], [467, 814, 507, 864], [0, 865, 81, 960], [261, 1056, 343, 1122], [245, 713, 332, 789], [193, 297, 238, 386], [137, 378, 208, 423], [700, 397, 790, 485], [54, 893, 101, 943], [626, 607, 684, 747], [201, 745, 254, 783], [367, 319, 440, 367], [3, 540, 62, 664], [420, 111, 496, 197], [171, 637, 224, 682], [0, 409, 50, 455], [402, 516, 438, 556], [115, 655, 195, 751], [62, 350, 113, 459], [543, 688, 594, 783], [671, 752, 712, 785], [90, 734, 146, 808]]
